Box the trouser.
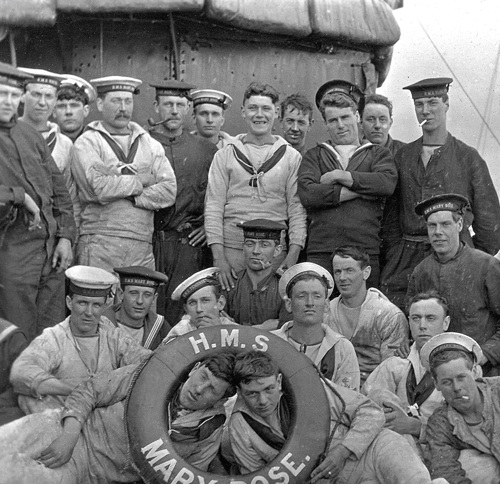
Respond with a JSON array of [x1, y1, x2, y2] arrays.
[[379, 239, 432, 311], [77, 234, 155, 274], [337, 429, 432, 484], [307, 252, 380, 297], [458, 449, 500, 483], [0, 234, 65, 341], [153, 230, 208, 328]]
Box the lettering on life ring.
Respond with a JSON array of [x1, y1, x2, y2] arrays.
[[126, 325, 330, 484]]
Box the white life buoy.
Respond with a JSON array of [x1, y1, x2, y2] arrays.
[[126, 325, 330, 484]]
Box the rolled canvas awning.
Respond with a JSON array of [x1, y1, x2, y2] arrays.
[[1, 0, 401, 48]]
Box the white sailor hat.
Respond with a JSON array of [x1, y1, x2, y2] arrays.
[[18, 68, 65, 88], [278, 262, 334, 300], [191, 89, 233, 110], [90, 76, 142, 96], [59, 74, 97, 104], [420, 332, 483, 371], [171, 267, 221, 301], [65, 265, 118, 298]]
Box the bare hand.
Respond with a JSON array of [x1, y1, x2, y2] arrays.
[[394, 340, 410, 359], [38, 430, 79, 469], [23, 193, 41, 231], [188, 226, 207, 247], [383, 402, 421, 437], [253, 319, 280, 331], [214, 257, 238, 291], [138, 173, 155, 187], [276, 246, 300, 276], [319, 171, 340, 185], [195, 312, 222, 329], [52, 238, 73, 273], [310, 445, 352, 483]]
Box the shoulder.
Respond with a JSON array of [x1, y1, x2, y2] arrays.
[[14, 120, 46, 146], [366, 288, 404, 315]]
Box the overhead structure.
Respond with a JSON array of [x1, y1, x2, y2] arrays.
[[0, 0, 403, 143]]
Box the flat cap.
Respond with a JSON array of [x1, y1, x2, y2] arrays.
[[279, 262, 334, 299], [114, 266, 168, 288], [0, 61, 33, 89], [91, 76, 142, 95], [237, 219, 287, 240], [171, 267, 220, 301], [403, 77, 453, 100], [150, 80, 196, 99], [66, 265, 118, 297], [420, 332, 483, 371], [59, 74, 97, 104], [18, 68, 65, 88], [191, 89, 233, 110], [415, 193, 470, 219], [315, 79, 364, 109]]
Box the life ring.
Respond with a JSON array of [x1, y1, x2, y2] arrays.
[[126, 325, 330, 484]]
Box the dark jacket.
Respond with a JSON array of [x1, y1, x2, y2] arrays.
[[298, 141, 397, 255]]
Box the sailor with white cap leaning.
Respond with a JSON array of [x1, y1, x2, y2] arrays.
[[0, 62, 76, 341], [55, 74, 97, 142], [162, 267, 236, 344], [8, 264, 151, 483], [71, 75, 177, 273], [272, 262, 360, 391], [190, 88, 235, 149], [423, 332, 500, 483]]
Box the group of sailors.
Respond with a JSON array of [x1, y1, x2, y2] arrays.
[[1, 58, 500, 483]]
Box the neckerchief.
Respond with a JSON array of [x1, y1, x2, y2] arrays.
[[89, 127, 142, 173], [406, 366, 435, 408], [232, 144, 287, 188], [45, 131, 57, 153], [241, 397, 290, 450]]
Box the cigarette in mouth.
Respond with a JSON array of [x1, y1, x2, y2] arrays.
[[419, 120, 428, 127], [460, 396, 470, 400], [259, 260, 272, 269]]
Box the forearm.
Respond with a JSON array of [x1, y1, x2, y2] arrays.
[[37, 378, 75, 397]]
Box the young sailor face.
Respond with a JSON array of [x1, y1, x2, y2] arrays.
[[66, 294, 107, 336], [324, 106, 359, 145], [281, 106, 311, 148], [243, 238, 281, 272], [361, 103, 392, 146], [54, 98, 89, 134], [413, 95, 448, 132], [239, 374, 282, 418], [0, 85, 23, 123], [409, 298, 450, 352], [286, 278, 328, 326], [179, 364, 230, 410], [426, 210, 463, 262], [434, 358, 480, 412], [332, 255, 369, 299], [242, 95, 278, 137], [22, 83, 57, 125], [194, 103, 225, 139], [120, 285, 157, 322], [184, 286, 224, 328]]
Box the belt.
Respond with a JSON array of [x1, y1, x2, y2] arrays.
[[402, 234, 429, 243], [155, 228, 194, 243]]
